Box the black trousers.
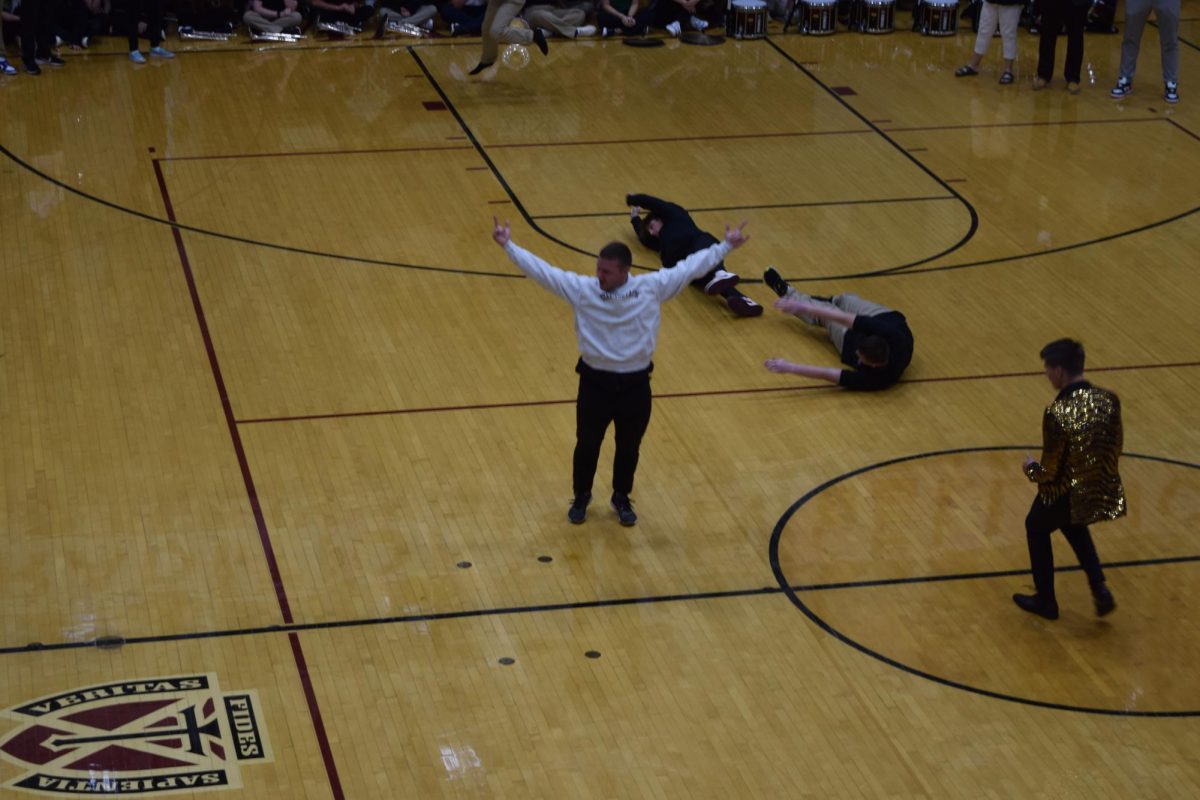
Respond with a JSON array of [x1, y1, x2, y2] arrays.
[[1025, 494, 1106, 602], [124, 0, 164, 48], [1036, 0, 1088, 82], [573, 360, 652, 497], [20, 0, 58, 64]]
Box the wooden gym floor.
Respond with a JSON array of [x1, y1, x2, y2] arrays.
[[2, 5, 1200, 797]]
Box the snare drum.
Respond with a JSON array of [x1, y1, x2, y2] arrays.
[[917, 0, 958, 35], [800, 0, 838, 34], [730, 0, 768, 38], [854, 0, 894, 32]]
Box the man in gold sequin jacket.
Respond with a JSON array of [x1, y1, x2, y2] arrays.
[[1013, 338, 1124, 621]]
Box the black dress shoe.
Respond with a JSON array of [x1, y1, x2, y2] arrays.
[[532, 26, 549, 55], [467, 61, 493, 75], [1013, 593, 1059, 620], [24, 61, 41, 75], [1093, 585, 1117, 617]]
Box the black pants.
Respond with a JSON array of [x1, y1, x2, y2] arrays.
[[1036, 0, 1088, 82], [1025, 494, 1106, 602], [573, 360, 652, 497], [124, 0, 163, 48], [20, 0, 57, 64]]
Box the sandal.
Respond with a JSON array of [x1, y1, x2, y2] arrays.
[[999, 71, 1014, 85], [955, 65, 979, 77]]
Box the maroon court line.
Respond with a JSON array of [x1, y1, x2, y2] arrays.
[[154, 161, 345, 800], [234, 360, 1200, 426], [159, 144, 475, 163], [152, 159, 293, 625], [883, 116, 1164, 134], [289, 633, 346, 800]]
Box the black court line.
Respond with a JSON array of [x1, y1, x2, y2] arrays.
[[234, 359, 1200, 426], [1150, 20, 1200, 52], [408, 46, 596, 260], [765, 37, 980, 278], [3, 550, 1197, 657], [770, 446, 1200, 718], [534, 195, 956, 221]]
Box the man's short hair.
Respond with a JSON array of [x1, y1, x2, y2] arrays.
[[858, 336, 890, 367], [599, 242, 633, 268], [635, 214, 661, 250], [1040, 338, 1085, 374]]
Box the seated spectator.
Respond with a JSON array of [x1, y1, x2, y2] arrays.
[[179, 0, 239, 36], [523, 0, 595, 37], [244, 0, 303, 33], [312, 0, 374, 31], [54, 0, 91, 48], [376, 0, 437, 32], [597, 0, 652, 35], [440, 0, 486, 35], [655, 0, 708, 36]]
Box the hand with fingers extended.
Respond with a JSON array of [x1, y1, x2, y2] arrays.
[[723, 221, 751, 249], [492, 216, 511, 247]]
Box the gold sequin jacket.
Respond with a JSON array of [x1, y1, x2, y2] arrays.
[[1023, 381, 1127, 525]]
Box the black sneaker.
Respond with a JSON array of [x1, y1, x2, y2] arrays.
[[37, 54, 66, 67], [24, 61, 41, 75], [567, 492, 591, 524], [532, 26, 549, 55], [1093, 585, 1117, 617], [1012, 593, 1059, 620], [763, 267, 790, 298], [725, 292, 763, 317], [611, 493, 637, 526], [1165, 81, 1179, 104]]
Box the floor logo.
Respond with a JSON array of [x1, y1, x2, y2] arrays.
[[0, 674, 271, 796]]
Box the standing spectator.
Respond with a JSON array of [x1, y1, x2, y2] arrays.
[[1, 1, 20, 74], [19, 0, 64, 74], [954, 0, 1023, 84], [124, 0, 174, 63], [1110, 0, 1180, 104], [492, 216, 750, 526], [1033, 0, 1087, 93]]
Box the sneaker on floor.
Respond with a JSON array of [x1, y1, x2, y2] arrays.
[[600, 26, 611, 37], [568, 492, 591, 524], [0, 59, 16, 76], [129, 50, 147, 64], [24, 61, 41, 75], [611, 493, 637, 527], [1093, 585, 1117, 617], [725, 293, 764, 317], [575, 24, 597, 37], [421, 18, 434, 30], [36, 54, 66, 67], [689, 15, 708, 30], [763, 266, 790, 298], [666, 20, 682, 37], [1110, 76, 1131, 98], [1012, 593, 1059, 620], [1165, 81, 1179, 104], [704, 269, 739, 295], [150, 46, 174, 59], [532, 26, 549, 54]]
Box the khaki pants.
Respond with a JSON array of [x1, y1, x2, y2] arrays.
[[244, 10, 305, 31], [479, 0, 533, 64], [380, 4, 439, 27], [782, 288, 891, 355], [523, 5, 585, 36]]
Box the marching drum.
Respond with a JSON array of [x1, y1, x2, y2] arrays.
[[730, 0, 769, 38], [854, 0, 894, 32], [800, 0, 838, 34], [916, 0, 958, 35]]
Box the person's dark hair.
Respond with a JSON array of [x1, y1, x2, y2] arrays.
[[1040, 338, 1085, 375], [857, 336, 890, 367], [598, 242, 633, 268], [635, 214, 662, 250]]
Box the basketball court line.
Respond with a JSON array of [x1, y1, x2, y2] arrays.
[[534, 195, 957, 220], [233, 360, 1200, 426]]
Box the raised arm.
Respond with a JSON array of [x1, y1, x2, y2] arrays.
[[763, 359, 843, 384], [626, 193, 687, 220], [774, 298, 856, 329], [493, 217, 585, 302]]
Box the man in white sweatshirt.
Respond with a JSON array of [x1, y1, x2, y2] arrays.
[[492, 216, 750, 526]]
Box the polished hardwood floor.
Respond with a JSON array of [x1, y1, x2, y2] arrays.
[[1, 5, 1199, 797]]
